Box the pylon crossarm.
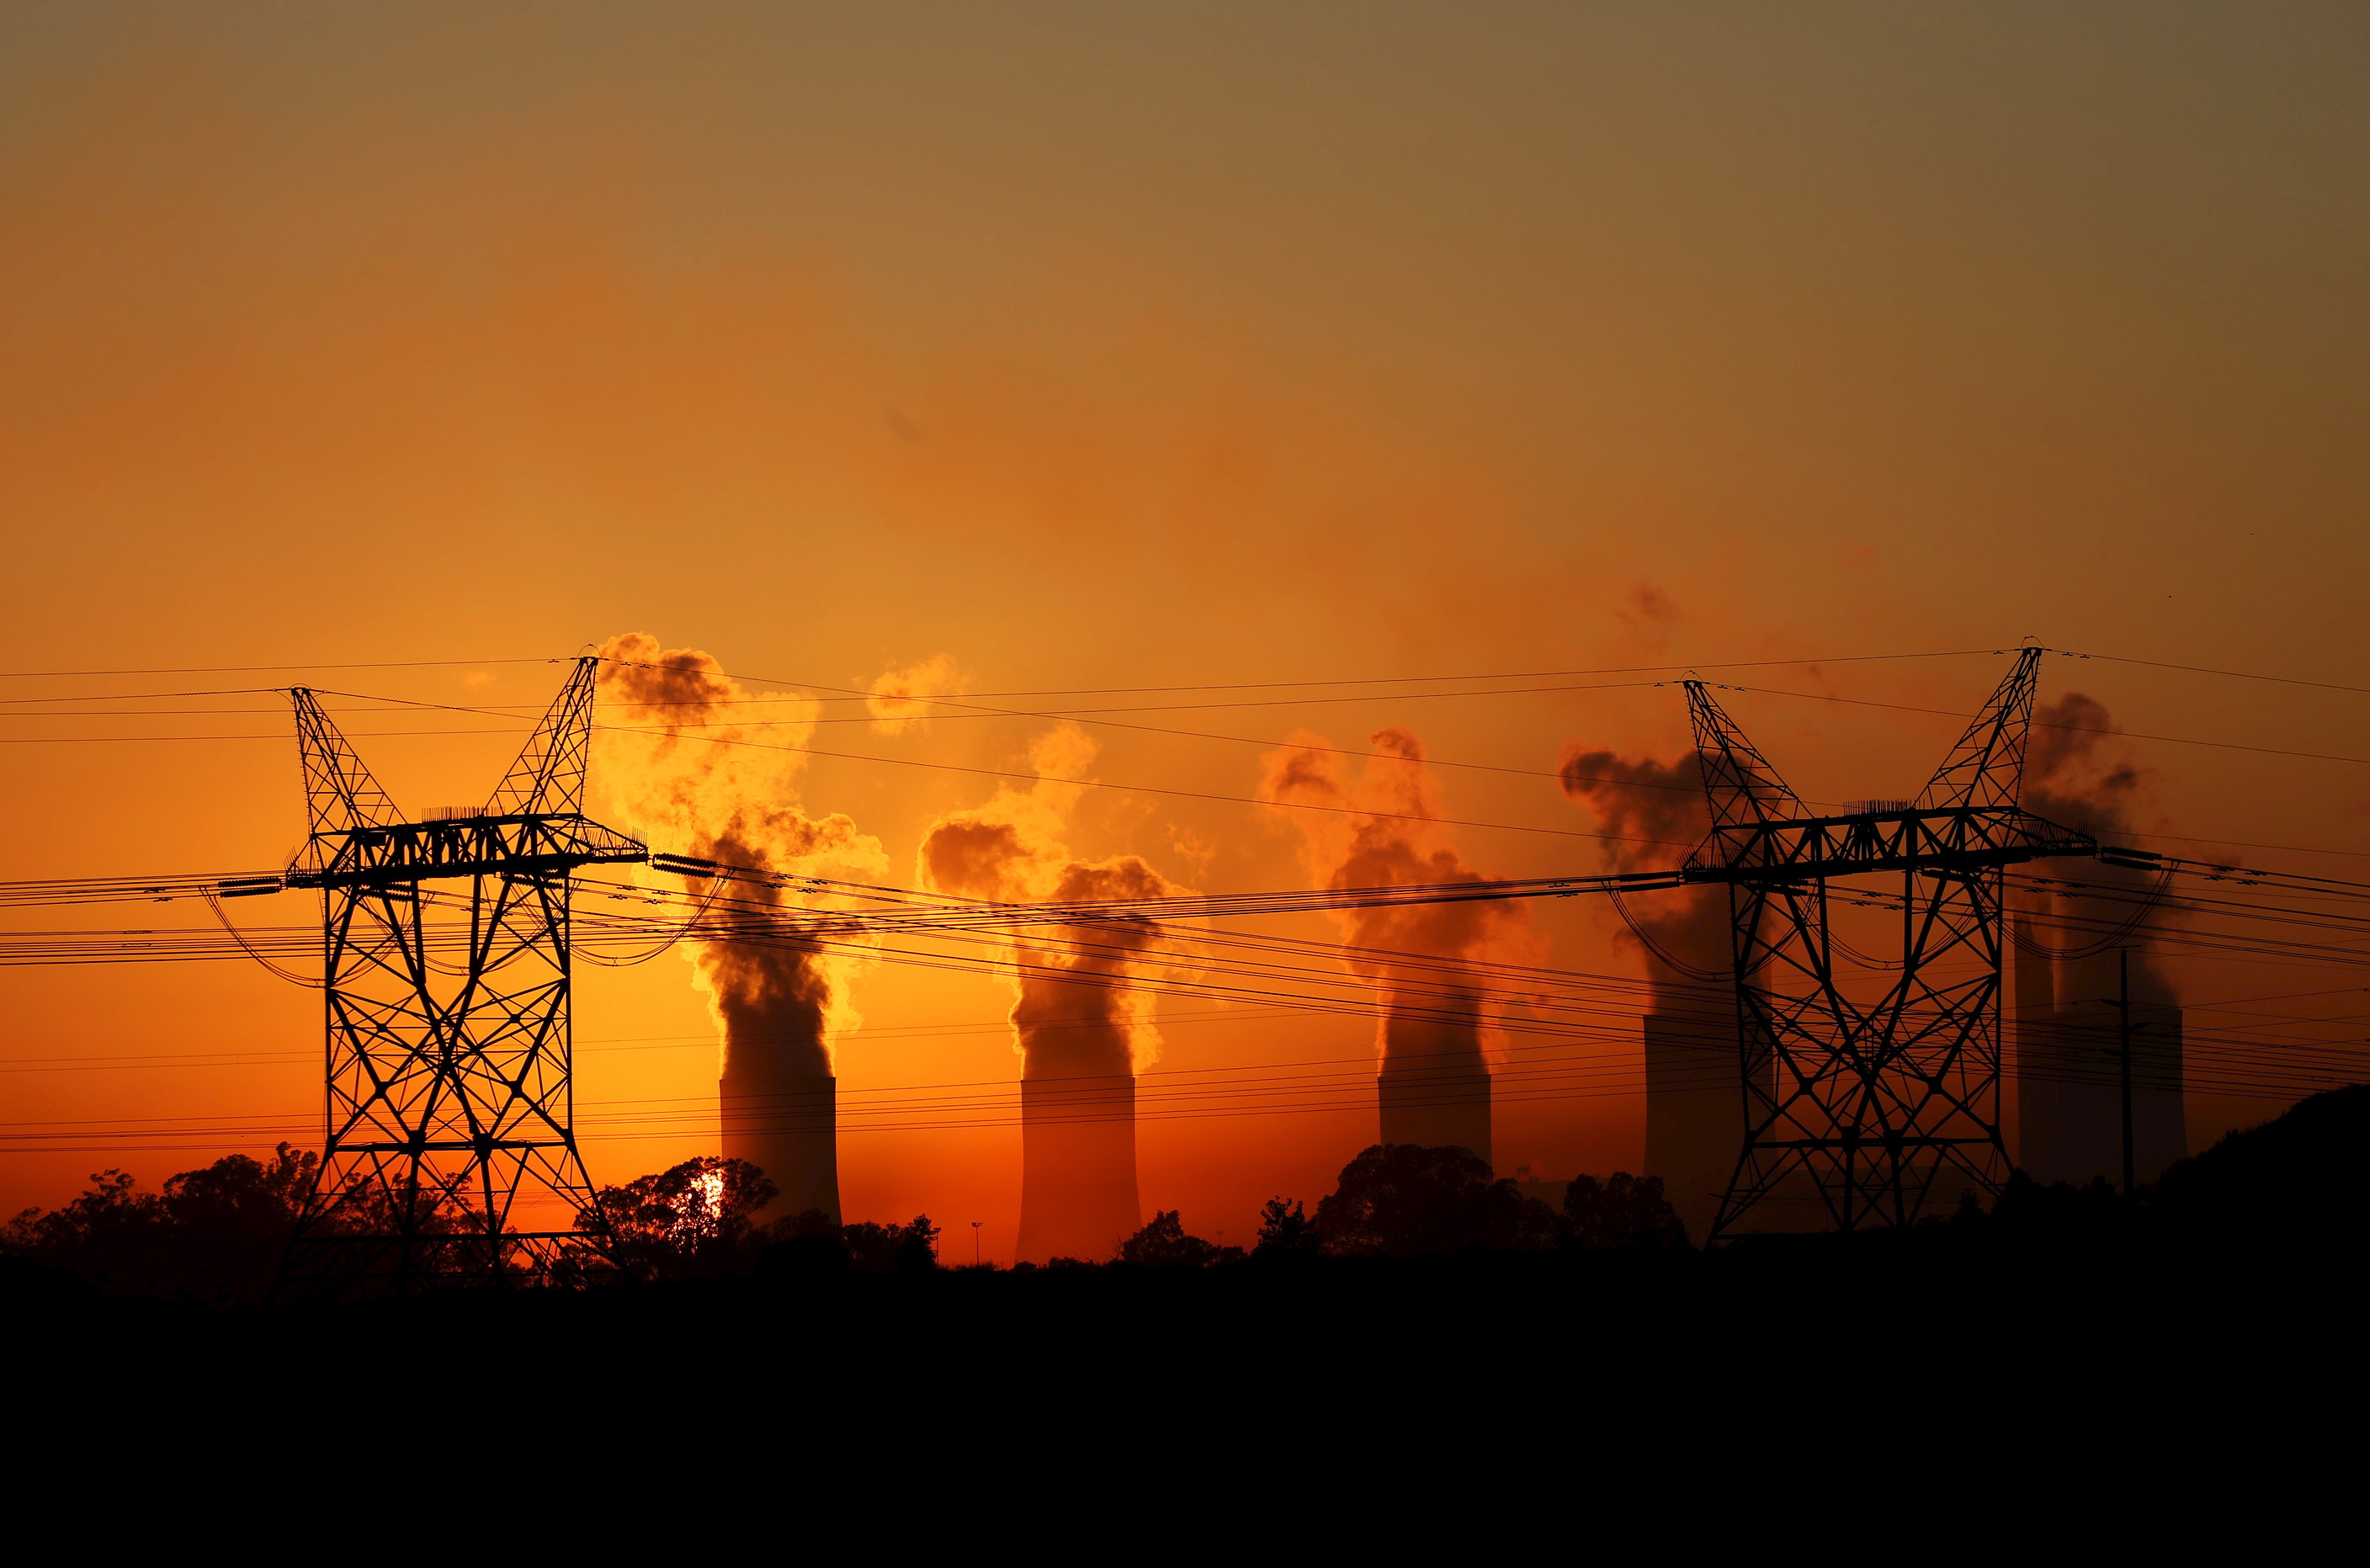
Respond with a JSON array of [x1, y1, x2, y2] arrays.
[[486, 657, 598, 818], [1687, 805, 2096, 885], [1918, 648, 2044, 812], [1682, 682, 1804, 869], [292, 689, 404, 840], [290, 814, 645, 891]]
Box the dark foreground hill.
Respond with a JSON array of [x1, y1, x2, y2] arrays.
[[8, 1087, 2367, 1445]]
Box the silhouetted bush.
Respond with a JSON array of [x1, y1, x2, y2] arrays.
[[758, 1206, 840, 1241], [1120, 1209, 1244, 1267], [577, 1156, 778, 1280], [0, 1145, 317, 1301], [842, 1215, 940, 1273], [1314, 1144, 1559, 1258], [1561, 1172, 1689, 1252], [756, 1232, 852, 1278], [1253, 1196, 1321, 1261]]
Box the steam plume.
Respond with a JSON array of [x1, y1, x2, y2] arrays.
[[2014, 694, 2188, 1184], [917, 725, 1190, 1260], [917, 725, 1189, 1079], [593, 631, 889, 1219], [1555, 748, 1724, 1008], [1558, 741, 1749, 1237], [866, 653, 963, 736], [2024, 693, 2149, 841], [2023, 691, 2178, 1000], [1260, 728, 1531, 1164]]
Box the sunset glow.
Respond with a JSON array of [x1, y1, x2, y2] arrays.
[[3, 5, 2364, 1289]]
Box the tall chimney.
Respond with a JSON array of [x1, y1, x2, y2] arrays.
[[1642, 991, 1738, 1242], [1375, 1012, 1491, 1168], [722, 1070, 840, 1225], [1017, 1071, 1140, 1262]]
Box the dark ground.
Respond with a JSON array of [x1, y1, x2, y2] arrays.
[[11, 1089, 2367, 1486]]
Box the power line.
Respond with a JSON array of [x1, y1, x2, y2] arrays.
[[0, 656, 561, 679], [0, 726, 525, 745], [1724, 683, 2370, 768], [635, 647, 2015, 702], [2059, 649, 2370, 699]]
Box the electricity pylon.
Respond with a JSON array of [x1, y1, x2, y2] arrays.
[[1685, 649, 2095, 1239], [275, 657, 646, 1297]]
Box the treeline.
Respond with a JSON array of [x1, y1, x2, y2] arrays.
[[8, 1084, 2363, 1305], [0, 1140, 1685, 1302], [596, 1141, 1691, 1283], [0, 1145, 317, 1304]]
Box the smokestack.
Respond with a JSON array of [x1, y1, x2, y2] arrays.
[[1639, 997, 1738, 1242], [2012, 898, 2073, 1181], [1016, 1075, 1140, 1262], [918, 741, 1184, 1263], [693, 835, 853, 1224], [594, 633, 890, 1227], [1261, 727, 1532, 1172], [1560, 747, 1744, 1236], [1376, 1007, 1492, 1167], [723, 1077, 840, 1222], [2017, 694, 2188, 1187]]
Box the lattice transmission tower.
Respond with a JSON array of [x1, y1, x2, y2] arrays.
[[275, 657, 647, 1298], [1683, 649, 2096, 1239]]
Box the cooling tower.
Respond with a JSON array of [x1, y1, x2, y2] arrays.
[[2021, 938, 2187, 1188], [721, 1072, 841, 1225], [1377, 1058, 1493, 1169], [1643, 1003, 1740, 1242], [1017, 1073, 1140, 1262], [2011, 912, 2076, 1180]]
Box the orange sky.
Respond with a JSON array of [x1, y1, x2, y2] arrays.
[[4, 4, 2367, 1252]]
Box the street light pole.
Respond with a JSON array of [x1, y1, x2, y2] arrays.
[[970, 1220, 983, 1268]]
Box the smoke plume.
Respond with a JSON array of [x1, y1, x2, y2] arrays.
[[917, 725, 1192, 1076], [2022, 691, 2178, 1001], [1259, 727, 1535, 1070], [866, 653, 963, 736], [593, 631, 890, 1080], [1556, 747, 1724, 1009], [2023, 693, 2150, 838]]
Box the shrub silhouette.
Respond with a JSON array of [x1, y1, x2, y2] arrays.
[[1254, 1197, 1321, 1259], [1314, 1144, 1558, 1258], [1, 1144, 318, 1300], [841, 1215, 940, 1273], [577, 1156, 778, 1279], [1561, 1172, 1689, 1252], [1120, 1210, 1243, 1267]]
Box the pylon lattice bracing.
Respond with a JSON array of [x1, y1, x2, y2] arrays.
[[1685, 650, 2096, 1239], [275, 658, 646, 1298]]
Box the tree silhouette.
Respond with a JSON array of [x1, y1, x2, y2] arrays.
[[753, 1208, 849, 1277], [160, 1145, 317, 1236], [1121, 1210, 1244, 1267], [577, 1156, 778, 1280], [841, 1215, 940, 1273], [1254, 1197, 1321, 1259], [1314, 1144, 1559, 1258], [3, 1168, 158, 1258], [1, 1144, 321, 1300], [1561, 1172, 1689, 1252]]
